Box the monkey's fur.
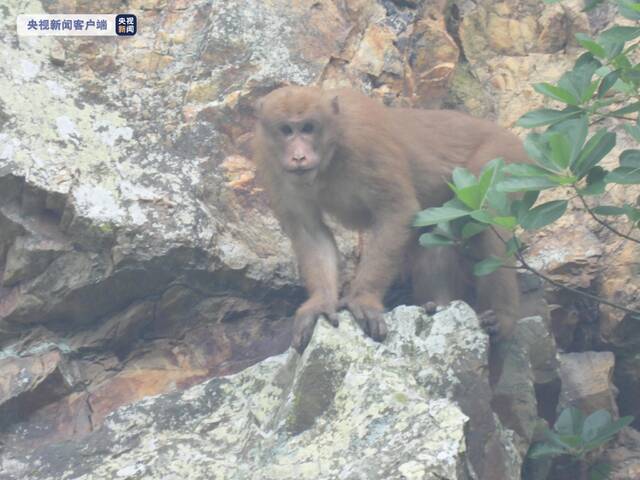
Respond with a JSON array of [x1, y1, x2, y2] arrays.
[[254, 86, 528, 352]]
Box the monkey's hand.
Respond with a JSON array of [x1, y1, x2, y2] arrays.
[[337, 293, 388, 342], [478, 309, 514, 342], [292, 298, 339, 353]]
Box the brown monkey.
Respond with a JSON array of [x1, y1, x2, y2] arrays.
[[253, 86, 528, 352]]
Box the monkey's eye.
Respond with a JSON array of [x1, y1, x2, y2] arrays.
[[301, 122, 314, 134], [280, 124, 293, 136]]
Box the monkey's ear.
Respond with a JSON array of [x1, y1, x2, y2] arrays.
[[330, 96, 340, 115]]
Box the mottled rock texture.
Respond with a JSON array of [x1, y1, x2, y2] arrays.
[[2, 305, 524, 480]]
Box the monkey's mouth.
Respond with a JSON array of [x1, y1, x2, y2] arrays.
[[287, 167, 316, 175]]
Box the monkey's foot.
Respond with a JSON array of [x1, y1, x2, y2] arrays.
[[292, 301, 339, 353], [337, 295, 388, 342], [478, 310, 501, 339]]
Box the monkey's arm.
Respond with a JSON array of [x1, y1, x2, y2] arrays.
[[285, 212, 340, 352], [340, 201, 418, 341]]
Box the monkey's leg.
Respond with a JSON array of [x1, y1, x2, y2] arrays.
[[410, 243, 468, 313], [288, 216, 341, 353], [339, 210, 417, 341], [472, 229, 519, 341]]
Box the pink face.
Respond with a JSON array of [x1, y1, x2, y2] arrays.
[[256, 86, 339, 178], [277, 120, 321, 174]]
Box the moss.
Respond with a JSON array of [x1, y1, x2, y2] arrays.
[[445, 64, 492, 116]]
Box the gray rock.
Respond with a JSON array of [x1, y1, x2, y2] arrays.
[[0, 304, 523, 480]]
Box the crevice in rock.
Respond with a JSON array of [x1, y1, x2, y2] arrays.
[[445, 2, 468, 63]]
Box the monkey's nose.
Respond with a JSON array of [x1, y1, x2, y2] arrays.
[[292, 155, 306, 163]]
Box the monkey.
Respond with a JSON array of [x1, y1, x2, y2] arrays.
[[253, 86, 529, 353]]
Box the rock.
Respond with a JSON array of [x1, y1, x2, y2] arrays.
[[0, 350, 79, 428], [558, 351, 618, 416], [3, 235, 71, 287], [614, 352, 640, 430], [492, 316, 559, 454], [0, 304, 523, 480], [602, 427, 640, 480]]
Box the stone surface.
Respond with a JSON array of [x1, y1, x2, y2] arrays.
[[492, 315, 560, 448], [558, 351, 618, 416], [0, 304, 523, 480], [603, 427, 640, 480]]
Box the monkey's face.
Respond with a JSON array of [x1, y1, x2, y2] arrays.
[[256, 86, 339, 180]]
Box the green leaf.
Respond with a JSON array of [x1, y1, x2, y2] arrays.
[[506, 237, 522, 255], [597, 70, 620, 97], [550, 116, 589, 166], [491, 216, 518, 229], [452, 167, 477, 189], [581, 80, 600, 103], [580, 165, 607, 195], [546, 430, 584, 451], [583, 0, 605, 11], [624, 204, 640, 222], [619, 0, 640, 12], [624, 124, 640, 142], [547, 174, 577, 185], [486, 189, 511, 216], [587, 166, 607, 184], [606, 166, 640, 184], [579, 180, 606, 196], [473, 257, 503, 276], [527, 442, 568, 459], [599, 26, 640, 43], [589, 462, 612, 480], [502, 163, 555, 177], [497, 176, 559, 192], [558, 434, 585, 451], [592, 205, 627, 216], [520, 200, 568, 230], [614, 54, 633, 71], [582, 410, 613, 443], [620, 149, 640, 168], [414, 206, 471, 227], [517, 107, 583, 128], [584, 415, 633, 447], [461, 221, 488, 240], [478, 160, 501, 208], [598, 26, 640, 58], [555, 407, 585, 437], [611, 101, 640, 116], [512, 190, 540, 218], [618, 0, 640, 19], [561, 54, 602, 100], [534, 82, 580, 105], [549, 132, 572, 169], [573, 130, 616, 178], [469, 210, 493, 224], [452, 184, 483, 210], [523, 133, 555, 170], [575, 33, 607, 59], [419, 232, 455, 247]]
